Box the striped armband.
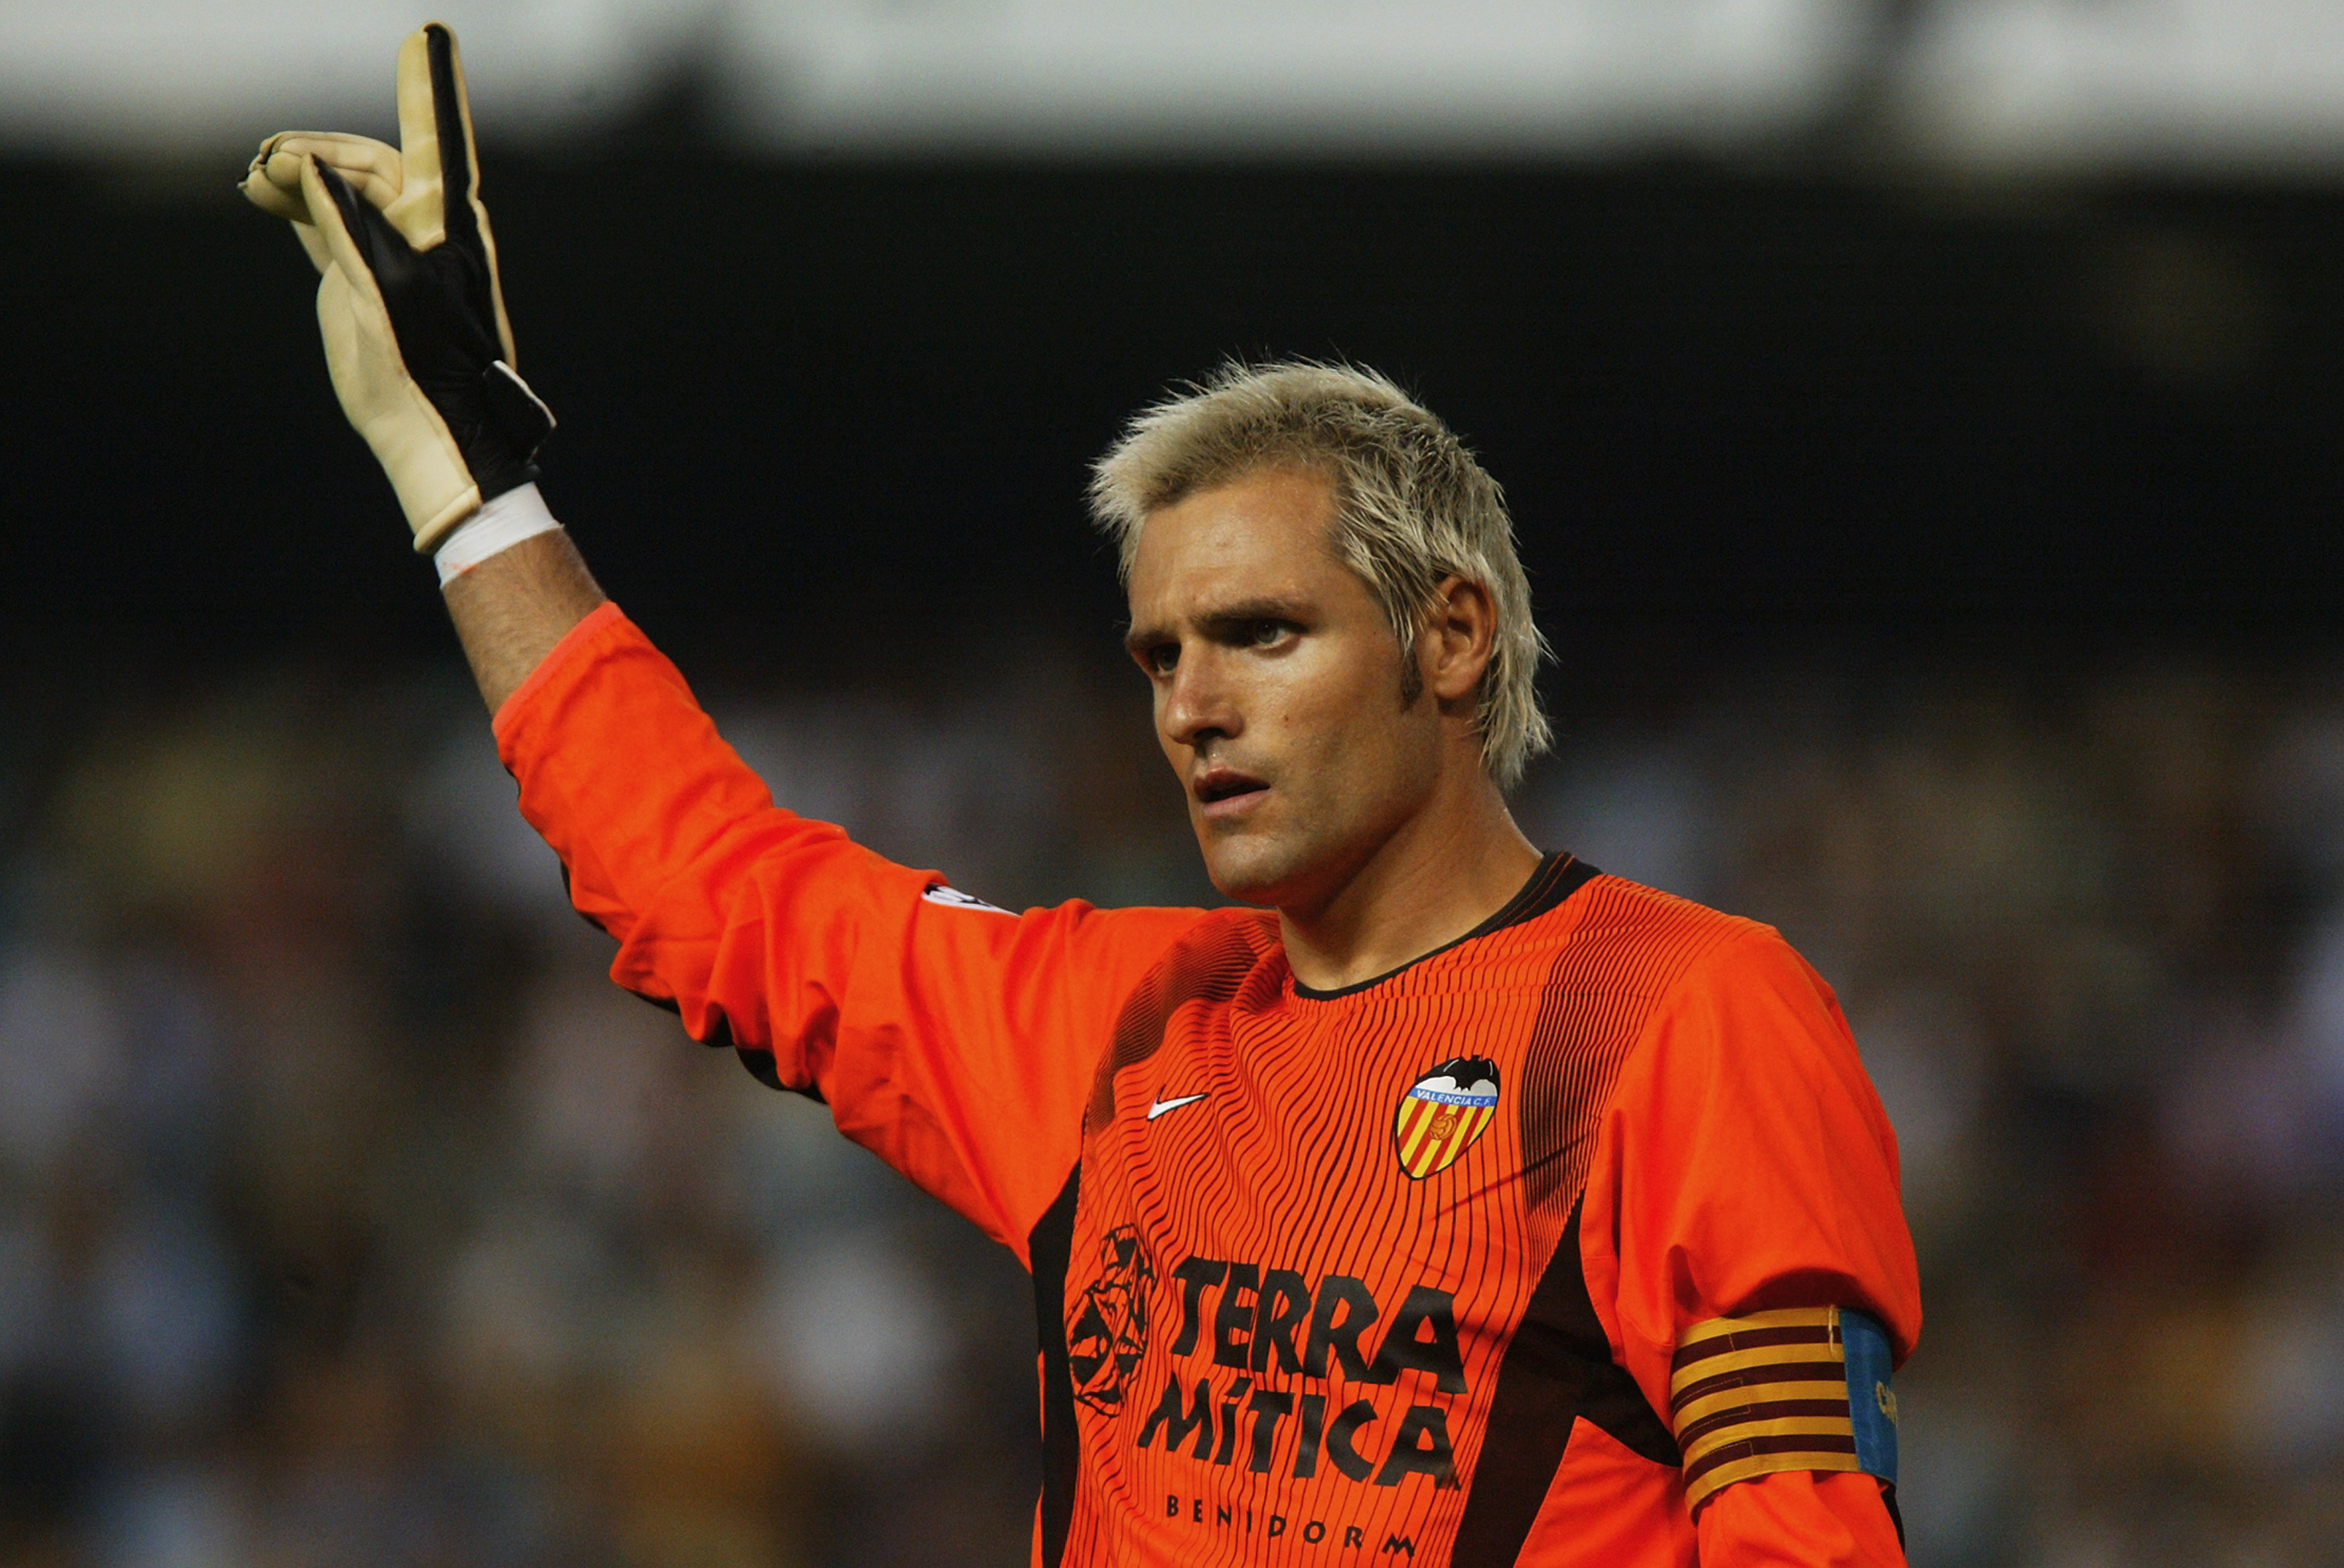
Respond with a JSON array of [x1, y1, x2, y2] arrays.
[[1669, 1305, 1899, 1517]]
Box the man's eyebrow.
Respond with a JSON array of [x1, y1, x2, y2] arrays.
[[1123, 598, 1311, 656], [1193, 598, 1310, 634]]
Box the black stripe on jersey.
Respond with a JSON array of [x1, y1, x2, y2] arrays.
[[1450, 1198, 1679, 1563], [1290, 853, 1600, 1001], [1031, 1165, 1082, 1568]]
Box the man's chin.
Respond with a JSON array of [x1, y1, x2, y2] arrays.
[[1197, 835, 1317, 909]]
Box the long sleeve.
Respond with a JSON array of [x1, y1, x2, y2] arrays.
[[493, 605, 1204, 1261], [1578, 925, 1921, 1564]]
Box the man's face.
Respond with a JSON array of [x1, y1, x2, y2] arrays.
[[1125, 466, 1443, 910]]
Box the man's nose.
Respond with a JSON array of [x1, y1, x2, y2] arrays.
[[1160, 649, 1240, 748]]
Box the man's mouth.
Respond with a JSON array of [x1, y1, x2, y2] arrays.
[[1194, 767, 1269, 811]]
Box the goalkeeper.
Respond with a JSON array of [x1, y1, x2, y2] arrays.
[[246, 25, 1920, 1566]]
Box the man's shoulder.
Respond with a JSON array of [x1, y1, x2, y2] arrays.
[[1518, 868, 1790, 1000], [1568, 871, 1773, 948], [1156, 904, 1285, 966], [1100, 904, 1284, 999]]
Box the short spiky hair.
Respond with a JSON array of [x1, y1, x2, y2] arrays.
[[1088, 361, 1553, 789]]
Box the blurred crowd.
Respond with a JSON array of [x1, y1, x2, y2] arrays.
[[4, 633, 2344, 1566]]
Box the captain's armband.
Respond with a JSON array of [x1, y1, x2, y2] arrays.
[[1669, 1305, 1899, 1517]]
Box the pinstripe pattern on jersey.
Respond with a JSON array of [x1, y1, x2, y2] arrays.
[[1448, 878, 1750, 1560], [1048, 868, 1766, 1565], [1085, 916, 1281, 1137], [1447, 1197, 1682, 1563], [1517, 875, 1744, 1231]]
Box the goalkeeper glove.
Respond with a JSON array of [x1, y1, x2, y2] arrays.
[[242, 22, 553, 553]]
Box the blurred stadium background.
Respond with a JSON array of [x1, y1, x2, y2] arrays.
[[7, 2, 2344, 1564]]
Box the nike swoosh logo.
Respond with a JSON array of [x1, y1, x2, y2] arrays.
[[1147, 1092, 1209, 1121]]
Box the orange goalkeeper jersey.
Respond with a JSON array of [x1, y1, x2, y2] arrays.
[[496, 605, 1922, 1568]]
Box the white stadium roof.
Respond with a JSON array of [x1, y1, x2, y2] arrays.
[[5, 0, 2344, 171]]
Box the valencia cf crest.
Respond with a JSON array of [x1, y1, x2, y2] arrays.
[[1066, 1225, 1155, 1413], [1394, 1057, 1500, 1179]]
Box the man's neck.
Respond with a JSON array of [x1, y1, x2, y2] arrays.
[[1277, 781, 1544, 992]]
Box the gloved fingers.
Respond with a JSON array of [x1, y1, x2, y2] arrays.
[[425, 24, 488, 256], [383, 25, 462, 251], [258, 133, 404, 213], [240, 135, 391, 275], [300, 154, 411, 308], [388, 22, 513, 361], [239, 161, 310, 224], [240, 132, 326, 222]]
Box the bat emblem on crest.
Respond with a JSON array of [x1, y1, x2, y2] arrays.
[[1394, 1057, 1500, 1179]]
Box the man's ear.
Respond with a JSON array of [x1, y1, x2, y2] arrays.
[[1424, 575, 1499, 707]]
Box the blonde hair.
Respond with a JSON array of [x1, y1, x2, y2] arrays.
[[1088, 360, 1553, 789]]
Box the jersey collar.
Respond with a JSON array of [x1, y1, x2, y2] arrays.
[[1289, 852, 1600, 1001]]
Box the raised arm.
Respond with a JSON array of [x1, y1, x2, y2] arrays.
[[443, 528, 604, 712], [241, 25, 1209, 1258], [240, 21, 598, 710]]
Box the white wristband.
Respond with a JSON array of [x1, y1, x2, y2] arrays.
[[434, 483, 562, 586]]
